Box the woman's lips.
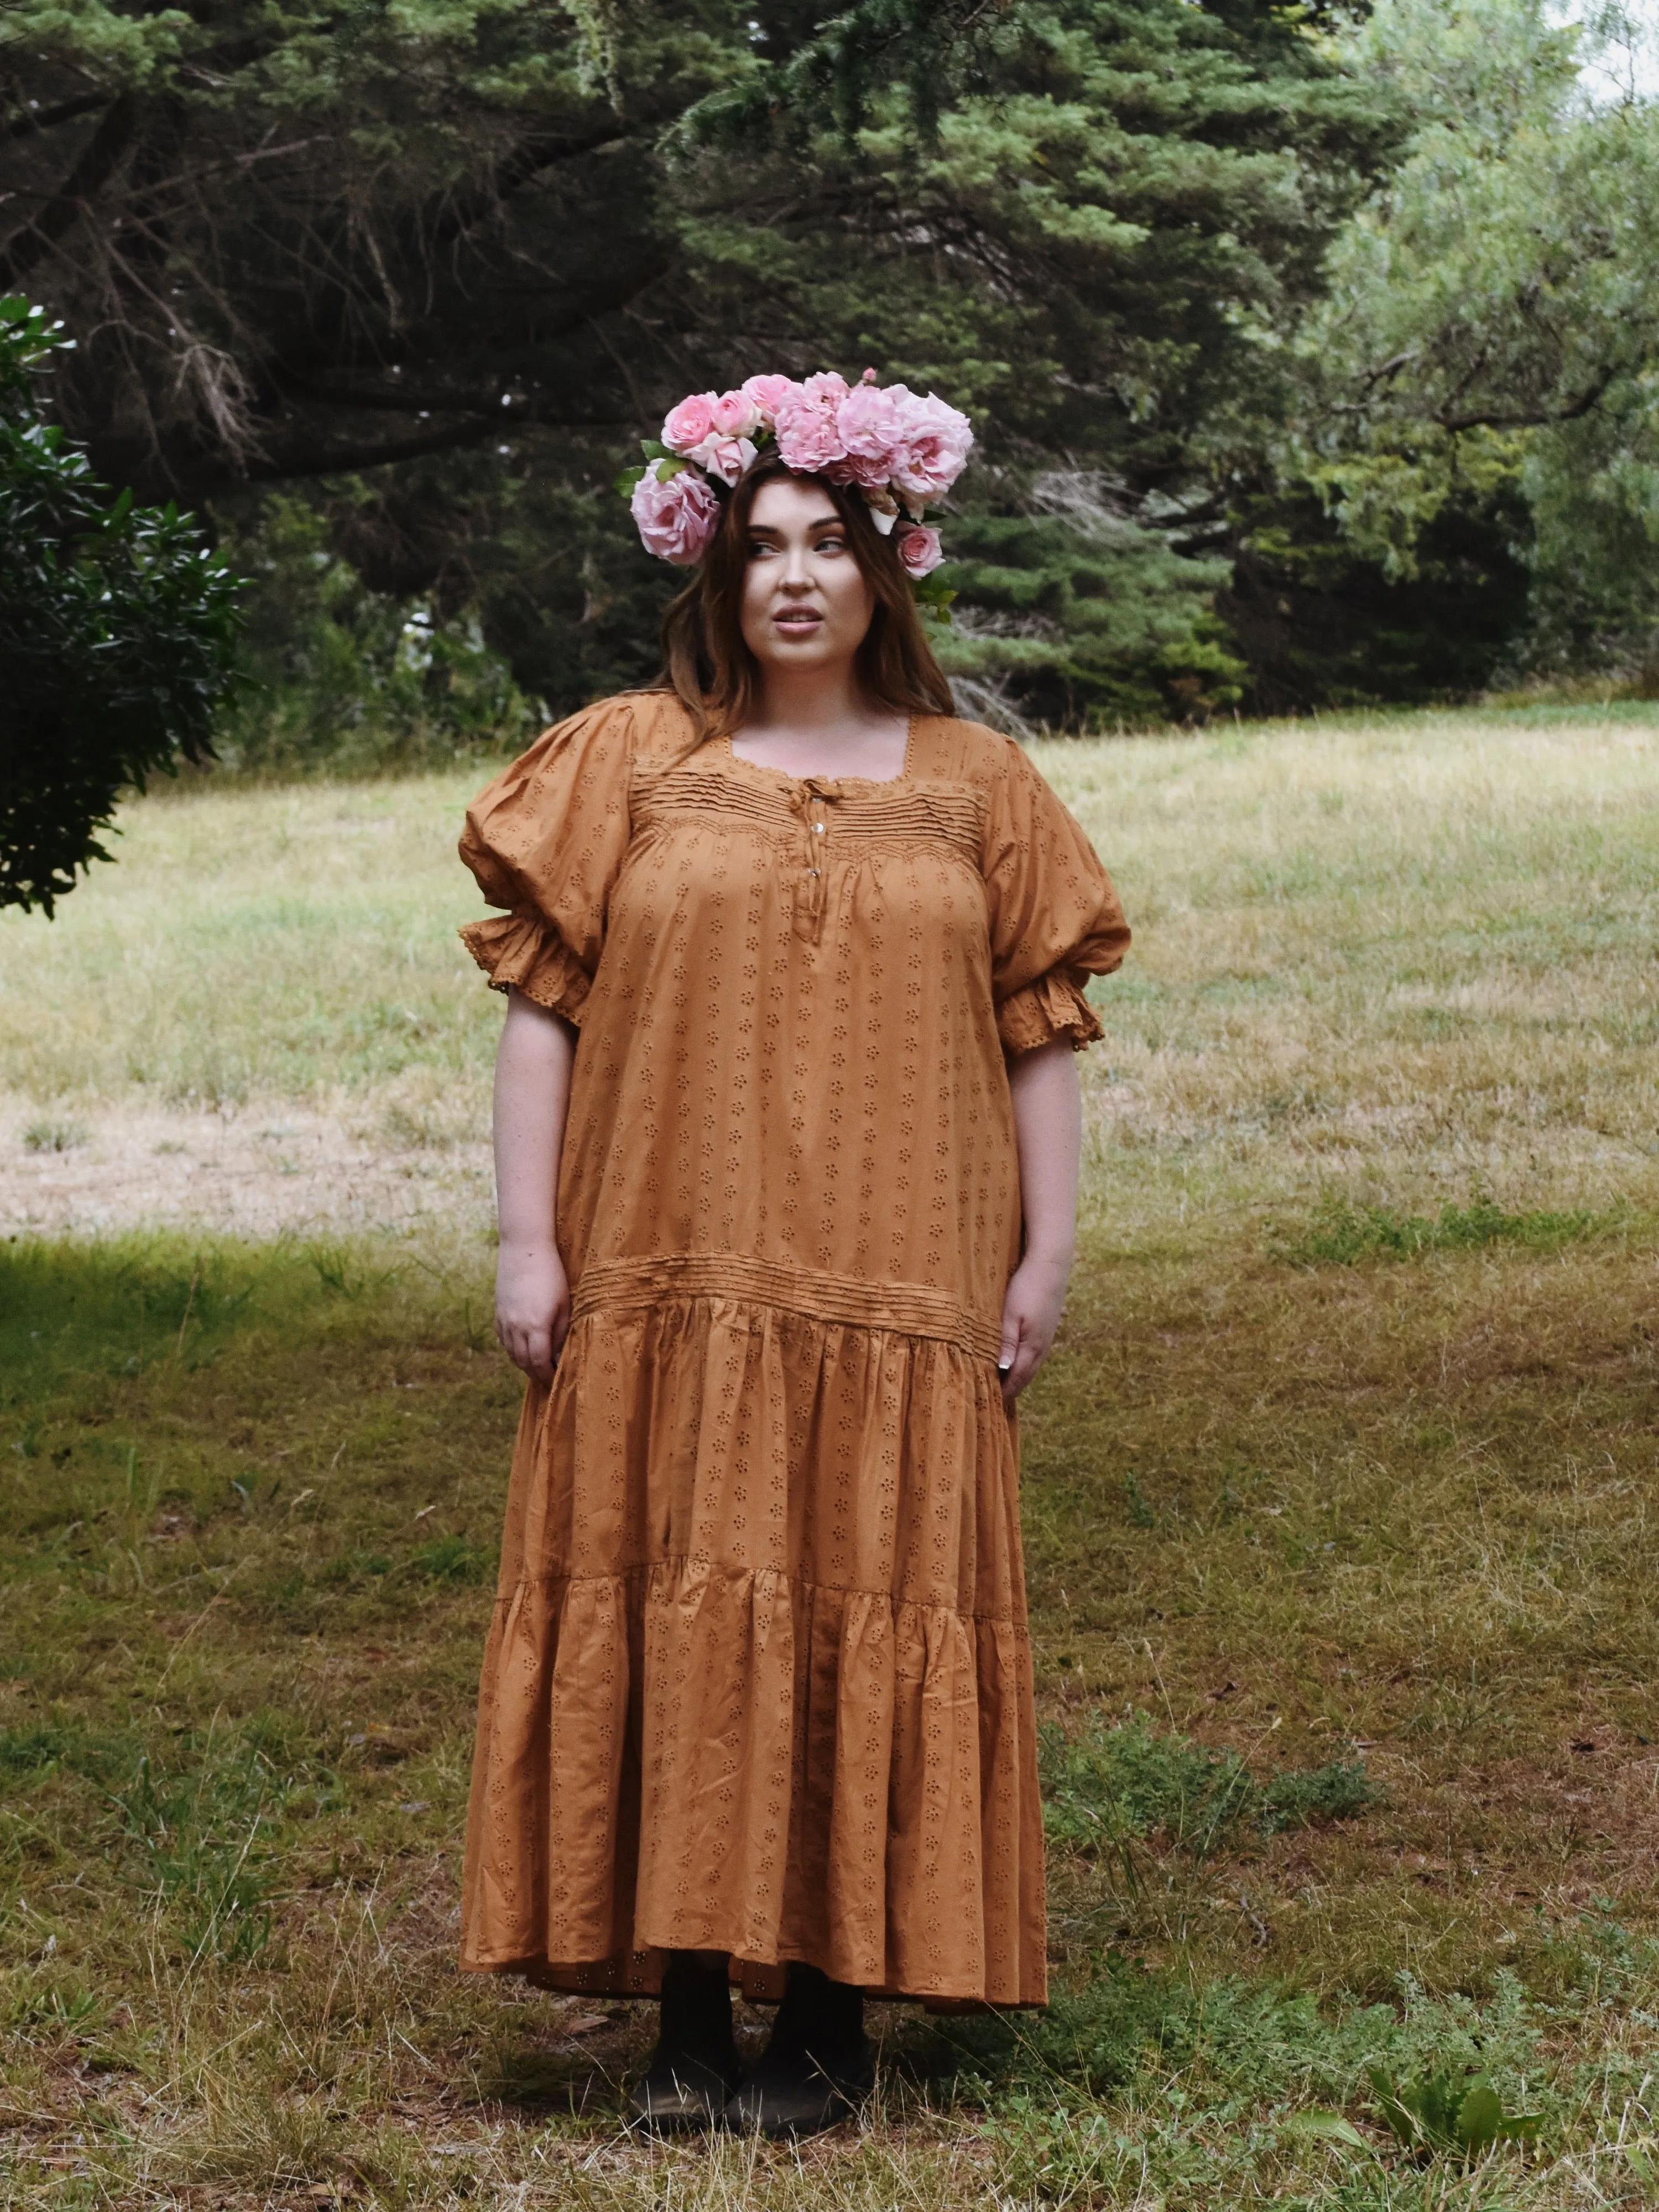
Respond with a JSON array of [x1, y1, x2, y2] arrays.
[[774, 609, 822, 629]]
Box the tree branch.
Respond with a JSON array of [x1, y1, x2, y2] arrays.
[[1439, 364, 1616, 433], [273, 373, 632, 429], [243, 406, 629, 479], [0, 92, 138, 286], [246, 416, 505, 477], [427, 123, 634, 244], [1, 90, 112, 145]]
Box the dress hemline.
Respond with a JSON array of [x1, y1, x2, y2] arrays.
[[457, 1949, 1045, 2013]]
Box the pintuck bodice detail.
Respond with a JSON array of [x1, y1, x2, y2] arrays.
[[456, 692, 1128, 2008]]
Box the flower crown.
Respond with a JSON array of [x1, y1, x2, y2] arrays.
[[618, 369, 972, 597]]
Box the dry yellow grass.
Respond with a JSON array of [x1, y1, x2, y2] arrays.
[[3, 706, 1653, 1234], [2, 705, 1658, 2209]]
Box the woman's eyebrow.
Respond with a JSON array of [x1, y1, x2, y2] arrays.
[[749, 517, 846, 539]]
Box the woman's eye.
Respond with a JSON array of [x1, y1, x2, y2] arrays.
[[814, 536, 848, 554]]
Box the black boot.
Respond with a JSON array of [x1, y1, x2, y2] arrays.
[[627, 1953, 741, 2132], [724, 1963, 873, 2138]]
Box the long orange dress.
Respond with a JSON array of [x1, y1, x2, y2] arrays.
[[456, 692, 1128, 2007]]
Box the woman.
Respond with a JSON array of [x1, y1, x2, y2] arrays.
[[456, 371, 1129, 2138]]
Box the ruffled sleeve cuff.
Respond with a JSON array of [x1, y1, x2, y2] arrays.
[[995, 968, 1105, 1055], [458, 910, 592, 1023]]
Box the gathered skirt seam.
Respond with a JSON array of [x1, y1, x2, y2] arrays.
[[488, 1557, 1027, 1630], [570, 1250, 1006, 1361]]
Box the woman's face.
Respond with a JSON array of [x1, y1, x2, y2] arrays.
[[738, 476, 877, 680]]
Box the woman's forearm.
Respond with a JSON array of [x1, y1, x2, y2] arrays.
[[1008, 1039, 1082, 1266], [493, 987, 578, 1379], [997, 1039, 1082, 1403], [494, 988, 577, 1245]]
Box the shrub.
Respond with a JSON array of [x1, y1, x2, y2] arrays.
[[0, 299, 241, 914]]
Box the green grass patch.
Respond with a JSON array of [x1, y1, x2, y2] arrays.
[[1272, 1191, 1624, 1266], [1040, 1710, 1379, 1866]]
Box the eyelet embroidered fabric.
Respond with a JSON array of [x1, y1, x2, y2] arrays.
[[456, 693, 1130, 2008]]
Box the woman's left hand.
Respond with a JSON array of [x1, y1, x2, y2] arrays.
[[997, 1248, 1072, 1405]]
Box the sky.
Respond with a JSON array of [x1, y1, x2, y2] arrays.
[[1554, 0, 1659, 98]]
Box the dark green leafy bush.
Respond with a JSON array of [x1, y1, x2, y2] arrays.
[[0, 299, 241, 914]]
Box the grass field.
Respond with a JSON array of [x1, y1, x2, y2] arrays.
[[2, 707, 1658, 2208]]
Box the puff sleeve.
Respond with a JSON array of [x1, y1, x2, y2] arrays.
[[457, 698, 638, 1025], [983, 739, 1130, 1053]]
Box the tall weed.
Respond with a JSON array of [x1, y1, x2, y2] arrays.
[[107, 1719, 337, 1962]]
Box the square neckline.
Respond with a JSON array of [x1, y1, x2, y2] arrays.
[[722, 713, 916, 790]]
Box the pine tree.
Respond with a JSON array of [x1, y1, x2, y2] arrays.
[[1, 0, 1400, 722]]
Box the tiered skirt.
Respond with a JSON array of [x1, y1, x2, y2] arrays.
[[460, 1280, 1046, 2006]]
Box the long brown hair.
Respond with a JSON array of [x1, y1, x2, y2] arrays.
[[660, 456, 955, 740]]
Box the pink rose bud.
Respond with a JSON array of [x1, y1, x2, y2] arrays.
[[896, 525, 944, 579], [661, 392, 719, 455], [630, 463, 721, 565]]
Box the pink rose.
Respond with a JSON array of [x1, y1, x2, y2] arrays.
[[774, 370, 851, 473], [630, 463, 721, 565], [833, 381, 909, 488], [709, 388, 761, 439], [684, 431, 757, 486], [896, 525, 944, 579], [661, 392, 719, 456], [740, 374, 800, 426], [893, 390, 974, 500]]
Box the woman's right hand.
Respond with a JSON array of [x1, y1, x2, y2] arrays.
[[495, 1240, 571, 1383]]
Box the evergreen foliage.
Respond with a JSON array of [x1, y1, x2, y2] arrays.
[[0, 300, 239, 913], [0, 0, 1400, 727], [12, 0, 1659, 727], [656, 0, 1407, 721], [1266, 0, 1659, 696]]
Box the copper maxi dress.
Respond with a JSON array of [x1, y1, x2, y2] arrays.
[[456, 692, 1128, 2007]]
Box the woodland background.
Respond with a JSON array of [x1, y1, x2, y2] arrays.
[[8, 0, 1659, 761]]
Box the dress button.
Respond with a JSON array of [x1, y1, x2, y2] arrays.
[[813, 823, 826, 833]]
